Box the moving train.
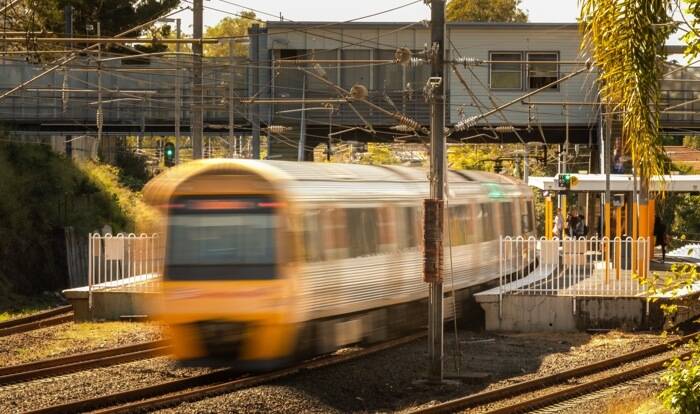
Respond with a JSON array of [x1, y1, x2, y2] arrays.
[[144, 159, 535, 369]]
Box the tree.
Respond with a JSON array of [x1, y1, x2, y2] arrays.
[[579, 0, 671, 181], [204, 12, 259, 57], [446, 0, 528, 22], [14, 1, 178, 36]]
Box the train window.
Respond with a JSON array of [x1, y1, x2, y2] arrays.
[[478, 203, 496, 242], [346, 208, 380, 257], [399, 206, 422, 249], [464, 204, 477, 244], [501, 202, 515, 236], [165, 195, 278, 280], [521, 200, 533, 233], [322, 208, 348, 260], [303, 210, 325, 262], [448, 205, 467, 246], [378, 206, 397, 253]]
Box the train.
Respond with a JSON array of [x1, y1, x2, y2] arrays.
[[144, 159, 535, 369]]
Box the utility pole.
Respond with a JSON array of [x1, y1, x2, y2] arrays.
[[175, 18, 181, 164], [191, 0, 203, 159], [250, 24, 261, 159], [96, 22, 102, 160], [229, 39, 236, 157], [424, 0, 446, 383]]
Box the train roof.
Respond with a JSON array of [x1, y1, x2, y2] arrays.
[[143, 159, 529, 207]]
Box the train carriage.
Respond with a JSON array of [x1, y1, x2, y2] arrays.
[[144, 159, 535, 369]]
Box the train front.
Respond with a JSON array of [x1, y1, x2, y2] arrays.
[[144, 160, 298, 370]]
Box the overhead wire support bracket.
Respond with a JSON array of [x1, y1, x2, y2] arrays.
[[451, 63, 592, 134]]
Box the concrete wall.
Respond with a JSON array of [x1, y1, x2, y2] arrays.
[[478, 294, 669, 332]]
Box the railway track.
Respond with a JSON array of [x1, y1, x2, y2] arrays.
[[0, 340, 170, 386], [0, 306, 73, 337], [411, 332, 698, 414], [25, 332, 427, 414]]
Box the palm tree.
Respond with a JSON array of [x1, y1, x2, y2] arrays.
[[579, 0, 674, 244], [579, 0, 672, 180]]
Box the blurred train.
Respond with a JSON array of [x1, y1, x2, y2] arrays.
[[144, 159, 535, 369]]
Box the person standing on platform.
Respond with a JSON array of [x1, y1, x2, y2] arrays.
[[654, 215, 668, 263], [567, 207, 585, 238], [553, 208, 563, 239]]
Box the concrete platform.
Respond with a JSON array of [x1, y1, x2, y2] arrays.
[[63, 274, 159, 321], [475, 263, 700, 332]]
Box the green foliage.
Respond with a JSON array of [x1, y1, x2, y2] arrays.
[[114, 143, 150, 191], [683, 135, 700, 150], [447, 144, 503, 171], [579, 0, 672, 181], [0, 143, 130, 294], [659, 345, 700, 414], [446, 0, 528, 22], [682, 0, 700, 60], [55, 0, 180, 36], [205, 12, 258, 57], [357, 143, 400, 165]]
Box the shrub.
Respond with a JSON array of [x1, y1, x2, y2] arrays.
[[659, 345, 700, 414]]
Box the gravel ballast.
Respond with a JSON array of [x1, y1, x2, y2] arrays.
[[150, 330, 674, 414]]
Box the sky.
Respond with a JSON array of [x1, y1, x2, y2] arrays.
[[170, 0, 581, 33]]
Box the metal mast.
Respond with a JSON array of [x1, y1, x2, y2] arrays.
[[425, 0, 446, 382], [191, 0, 203, 159]]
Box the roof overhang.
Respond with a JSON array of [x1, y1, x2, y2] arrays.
[[528, 174, 700, 193]]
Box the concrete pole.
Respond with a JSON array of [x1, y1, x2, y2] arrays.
[[250, 24, 261, 159], [229, 39, 236, 157], [175, 18, 181, 164], [191, 0, 203, 159], [96, 22, 102, 160], [426, 0, 445, 383], [298, 75, 306, 161]]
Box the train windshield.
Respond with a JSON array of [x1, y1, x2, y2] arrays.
[[165, 196, 279, 280]]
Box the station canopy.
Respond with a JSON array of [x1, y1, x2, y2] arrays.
[[528, 174, 700, 192]]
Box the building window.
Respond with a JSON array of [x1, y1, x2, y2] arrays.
[[490, 52, 522, 90], [527, 52, 559, 89]]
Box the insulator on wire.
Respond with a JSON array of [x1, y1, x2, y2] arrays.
[[453, 115, 479, 132], [96, 108, 103, 129], [392, 112, 421, 131], [490, 125, 517, 133], [312, 63, 326, 78], [61, 71, 69, 112], [394, 47, 412, 65], [390, 124, 414, 133], [408, 57, 425, 67], [457, 57, 484, 67], [349, 84, 368, 100], [265, 125, 291, 134]]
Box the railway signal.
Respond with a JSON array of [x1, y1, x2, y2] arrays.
[[164, 142, 175, 166], [557, 174, 578, 190]]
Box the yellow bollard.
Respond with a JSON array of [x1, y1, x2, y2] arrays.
[[605, 201, 611, 283], [616, 205, 622, 280]]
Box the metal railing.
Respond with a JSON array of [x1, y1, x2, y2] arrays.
[[499, 236, 650, 298], [88, 233, 162, 307]]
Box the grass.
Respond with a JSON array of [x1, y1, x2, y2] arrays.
[[606, 394, 669, 414], [2, 322, 163, 365], [0, 292, 65, 322], [77, 161, 160, 233]]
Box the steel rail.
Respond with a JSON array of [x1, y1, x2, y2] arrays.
[[0, 313, 73, 337], [0, 305, 72, 330], [411, 331, 699, 414], [26, 332, 427, 414], [0, 340, 169, 385], [483, 350, 694, 414]]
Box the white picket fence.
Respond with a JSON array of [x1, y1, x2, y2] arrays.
[[499, 236, 651, 298], [88, 233, 163, 297]]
